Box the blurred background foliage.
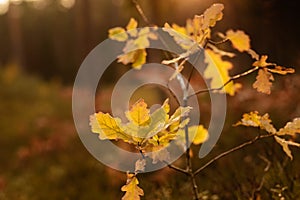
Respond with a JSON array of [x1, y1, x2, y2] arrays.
[[0, 0, 300, 199]]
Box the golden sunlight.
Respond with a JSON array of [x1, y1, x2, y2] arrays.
[[0, 0, 9, 15]]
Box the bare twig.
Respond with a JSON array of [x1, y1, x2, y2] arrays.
[[163, 161, 189, 175], [208, 38, 229, 45], [194, 134, 274, 176], [250, 155, 271, 199], [188, 66, 259, 98], [132, 0, 151, 25]]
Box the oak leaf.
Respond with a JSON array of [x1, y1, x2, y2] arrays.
[[176, 125, 209, 146], [277, 118, 300, 136], [126, 99, 150, 126], [234, 111, 276, 134], [121, 175, 144, 200], [225, 30, 250, 52], [163, 3, 224, 50], [253, 68, 274, 94], [204, 49, 241, 96]]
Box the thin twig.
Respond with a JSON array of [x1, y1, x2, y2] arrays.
[[166, 82, 181, 107], [251, 155, 271, 198], [194, 134, 274, 176], [164, 161, 189, 175], [208, 38, 229, 45], [132, 0, 151, 25], [188, 66, 259, 98]]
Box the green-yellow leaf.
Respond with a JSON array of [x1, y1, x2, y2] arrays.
[[126, 99, 150, 126], [121, 176, 144, 200], [90, 112, 126, 140], [126, 18, 138, 37], [108, 27, 128, 42]]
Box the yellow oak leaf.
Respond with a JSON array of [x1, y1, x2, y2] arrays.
[[234, 111, 276, 134], [126, 99, 150, 126], [109, 18, 157, 69], [267, 65, 295, 75], [90, 112, 129, 141], [277, 118, 300, 136], [121, 175, 144, 200], [117, 49, 147, 69], [253, 55, 295, 76], [189, 125, 209, 145], [176, 125, 208, 146], [163, 23, 195, 50], [225, 30, 250, 52], [90, 98, 192, 156], [204, 49, 241, 96], [108, 27, 128, 42], [126, 18, 138, 37], [163, 4, 224, 50], [253, 55, 272, 68], [202, 3, 224, 29], [253, 68, 274, 94]]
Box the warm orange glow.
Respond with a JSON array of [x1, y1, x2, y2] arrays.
[[60, 0, 75, 9], [0, 0, 9, 15]]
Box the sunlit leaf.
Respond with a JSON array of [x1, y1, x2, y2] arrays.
[[126, 99, 150, 126], [177, 125, 209, 145], [126, 18, 138, 37], [204, 49, 241, 96], [202, 3, 224, 29], [225, 29, 250, 52], [253, 55, 274, 68], [90, 112, 130, 141], [121, 175, 144, 200], [163, 23, 195, 50], [277, 118, 300, 136], [267, 65, 295, 75], [163, 4, 224, 50], [253, 68, 274, 94], [108, 27, 128, 42], [274, 136, 294, 160], [234, 111, 276, 134], [118, 49, 147, 69]]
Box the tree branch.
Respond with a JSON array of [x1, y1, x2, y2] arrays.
[[164, 161, 189, 175], [188, 66, 259, 98], [194, 133, 274, 176]]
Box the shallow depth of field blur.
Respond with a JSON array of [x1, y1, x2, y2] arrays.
[[0, 0, 300, 199]]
